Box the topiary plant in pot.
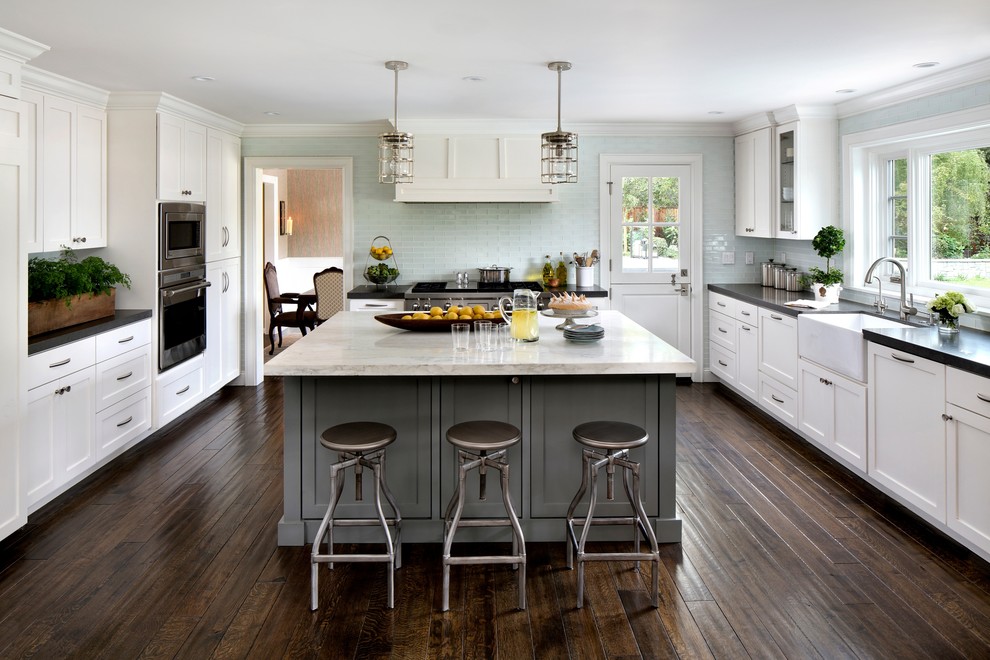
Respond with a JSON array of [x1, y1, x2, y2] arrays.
[[28, 247, 132, 336], [807, 225, 845, 303]]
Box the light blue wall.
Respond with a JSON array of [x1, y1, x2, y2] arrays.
[[242, 134, 761, 288]]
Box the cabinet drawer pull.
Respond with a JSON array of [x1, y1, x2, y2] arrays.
[[49, 358, 71, 368], [770, 314, 783, 321], [741, 326, 751, 332], [116, 371, 134, 381], [716, 301, 726, 307], [718, 360, 728, 367], [718, 327, 728, 333], [176, 385, 190, 395], [977, 393, 990, 404], [365, 303, 391, 308], [771, 394, 785, 404], [740, 310, 751, 316], [891, 353, 915, 364], [117, 335, 134, 344], [116, 415, 133, 428]]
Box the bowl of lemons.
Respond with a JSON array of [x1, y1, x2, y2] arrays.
[[374, 305, 504, 332]]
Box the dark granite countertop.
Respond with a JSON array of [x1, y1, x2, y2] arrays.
[[347, 284, 411, 299], [709, 283, 990, 379], [544, 285, 608, 298], [28, 309, 153, 356]]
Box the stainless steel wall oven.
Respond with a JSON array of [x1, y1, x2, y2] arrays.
[[159, 266, 210, 372], [159, 202, 205, 271]]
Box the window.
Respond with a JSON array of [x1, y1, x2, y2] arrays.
[[845, 108, 990, 305], [619, 175, 680, 273]]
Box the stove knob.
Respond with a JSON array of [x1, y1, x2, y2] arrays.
[[411, 299, 420, 311], [443, 300, 451, 311]]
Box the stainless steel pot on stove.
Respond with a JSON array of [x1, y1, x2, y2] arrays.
[[477, 264, 512, 283]]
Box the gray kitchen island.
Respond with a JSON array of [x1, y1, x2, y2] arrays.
[[265, 310, 695, 546]]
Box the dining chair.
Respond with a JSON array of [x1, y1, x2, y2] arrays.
[[264, 261, 317, 354], [312, 267, 344, 326]]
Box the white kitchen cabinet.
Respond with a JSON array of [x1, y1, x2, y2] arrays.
[[158, 113, 207, 202], [157, 355, 206, 427], [758, 371, 797, 428], [205, 258, 241, 394], [26, 365, 97, 506], [734, 127, 772, 237], [22, 90, 107, 253], [758, 308, 797, 388], [206, 129, 241, 262], [798, 358, 867, 472], [348, 298, 404, 312], [708, 292, 758, 401], [945, 368, 990, 555], [736, 315, 759, 401], [867, 343, 946, 521], [772, 106, 837, 240], [96, 389, 152, 460]]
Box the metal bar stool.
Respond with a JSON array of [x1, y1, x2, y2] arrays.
[[442, 420, 527, 612], [311, 421, 402, 610], [565, 420, 660, 609]]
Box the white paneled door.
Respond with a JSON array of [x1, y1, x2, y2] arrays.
[[601, 156, 702, 378]]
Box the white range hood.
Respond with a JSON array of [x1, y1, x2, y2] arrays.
[[394, 135, 559, 203]]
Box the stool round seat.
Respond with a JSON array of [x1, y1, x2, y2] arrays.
[[446, 420, 521, 451], [573, 421, 648, 450], [321, 421, 397, 453]]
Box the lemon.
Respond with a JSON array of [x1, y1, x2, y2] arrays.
[[472, 305, 486, 317], [429, 315, 444, 320], [429, 306, 443, 316], [445, 311, 459, 320], [412, 312, 429, 320], [492, 310, 502, 318], [448, 305, 460, 315], [459, 314, 473, 320], [483, 311, 495, 319], [401, 314, 413, 320]]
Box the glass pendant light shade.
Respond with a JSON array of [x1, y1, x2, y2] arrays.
[[541, 61, 577, 184], [379, 61, 414, 184]]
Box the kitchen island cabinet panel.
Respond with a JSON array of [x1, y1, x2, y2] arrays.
[[529, 375, 659, 519], [295, 377, 434, 527], [439, 376, 523, 520]]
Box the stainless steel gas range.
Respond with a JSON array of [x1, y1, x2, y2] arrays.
[[403, 281, 545, 312]]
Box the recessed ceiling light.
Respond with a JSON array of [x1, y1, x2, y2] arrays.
[[462, 75, 485, 82], [913, 62, 939, 68], [835, 89, 856, 94], [191, 75, 215, 82], [707, 110, 724, 115], [264, 111, 281, 116]]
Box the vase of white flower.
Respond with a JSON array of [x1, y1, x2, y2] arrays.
[[926, 291, 976, 335]]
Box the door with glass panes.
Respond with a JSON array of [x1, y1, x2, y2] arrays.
[[606, 163, 694, 369]]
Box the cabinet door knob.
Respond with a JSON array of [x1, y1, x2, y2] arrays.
[[942, 413, 954, 422], [511, 376, 520, 385]]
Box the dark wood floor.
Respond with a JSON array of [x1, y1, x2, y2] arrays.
[[3, 379, 990, 658]]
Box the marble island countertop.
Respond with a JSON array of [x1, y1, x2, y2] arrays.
[[265, 310, 695, 377]]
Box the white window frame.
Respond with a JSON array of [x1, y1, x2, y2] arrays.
[[843, 105, 990, 309]]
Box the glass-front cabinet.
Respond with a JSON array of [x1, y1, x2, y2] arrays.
[[771, 106, 838, 240]]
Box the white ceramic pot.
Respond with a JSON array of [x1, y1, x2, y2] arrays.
[[813, 283, 841, 304]]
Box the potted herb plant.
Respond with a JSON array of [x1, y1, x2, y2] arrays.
[[807, 225, 845, 304], [28, 248, 132, 336]]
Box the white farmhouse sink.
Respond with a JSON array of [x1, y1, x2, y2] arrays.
[[798, 313, 911, 382]]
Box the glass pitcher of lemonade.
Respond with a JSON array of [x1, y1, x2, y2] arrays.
[[498, 289, 540, 343]]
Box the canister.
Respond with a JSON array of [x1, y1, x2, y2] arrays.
[[761, 260, 780, 287], [774, 264, 790, 289], [785, 268, 802, 291]]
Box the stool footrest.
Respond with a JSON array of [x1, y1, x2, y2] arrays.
[[313, 553, 394, 564], [569, 516, 643, 526], [327, 518, 400, 527], [447, 518, 514, 528], [444, 555, 525, 566], [574, 551, 657, 563]]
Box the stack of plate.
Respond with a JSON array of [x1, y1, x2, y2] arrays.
[[564, 324, 604, 343]]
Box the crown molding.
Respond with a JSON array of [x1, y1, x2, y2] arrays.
[[837, 57, 990, 119], [0, 27, 49, 63], [107, 91, 243, 135], [732, 112, 776, 136], [22, 65, 109, 107], [771, 104, 837, 124], [241, 122, 387, 138]]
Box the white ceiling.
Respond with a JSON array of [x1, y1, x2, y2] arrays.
[[3, 0, 990, 127]]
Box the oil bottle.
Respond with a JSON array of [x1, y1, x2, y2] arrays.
[[542, 255, 553, 286], [555, 252, 567, 285]]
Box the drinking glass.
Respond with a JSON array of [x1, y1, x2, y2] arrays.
[[497, 323, 512, 349], [475, 320, 494, 351], [451, 323, 470, 351]]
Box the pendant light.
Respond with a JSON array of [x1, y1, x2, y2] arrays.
[[541, 61, 578, 184], [379, 60, 414, 184]]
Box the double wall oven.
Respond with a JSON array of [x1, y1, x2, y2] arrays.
[[404, 281, 544, 312], [159, 202, 210, 372]]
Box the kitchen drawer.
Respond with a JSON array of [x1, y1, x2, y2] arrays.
[[96, 345, 151, 412], [759, 373, 797, 428], [96, 319, 151, 362], [96, 388, 151, 459], [947, 367, 990, 418], [27, 337, 96, 391], [736, 301, 759, 325], [710, 342, 736, 385], [708, 291, 736, 317], [709, 311, 737, 351], [348, 299, 404, 312], [158, 364, 205, 425]]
